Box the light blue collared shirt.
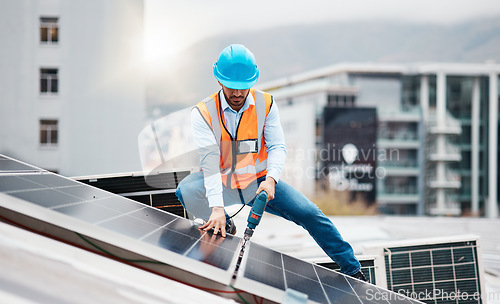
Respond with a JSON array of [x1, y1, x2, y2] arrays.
[[191, 90, 287, 208]]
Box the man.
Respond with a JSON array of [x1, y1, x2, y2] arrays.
[[176, 44, 366, 281]]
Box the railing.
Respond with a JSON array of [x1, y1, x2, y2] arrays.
[[427, 110, 462, 134], [427, 167, 461, 181], [378, 130, 418, 141], [426, 192, 461, 214], [378, 159, 418, 167], [428, 110, 461, 128], [378, 187, 418, 195], [379, 105, 420, 115], [427, 200, 461, 215], [426, 166, 461, 188], [427, 137, 461, 161]]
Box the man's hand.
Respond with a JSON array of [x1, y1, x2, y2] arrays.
[[256, 177, 276, 201], [199, 206, 227, 237]]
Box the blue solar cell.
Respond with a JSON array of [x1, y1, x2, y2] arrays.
[[244, 260, 285, 291], [128, 206, 177, 227], [0, 176, 42, 193], [8, 189, 83, 208], [54, 202, 121, 224], [314, 264, 355, 295], [20, 174, 78, 188], [98, 212, 160, 239], [283, 254, 317, 280], [185, 232, 238, 270], [246, 242, 283, 268], [144, 227, 198, 254], [285, 270, 328, 303], [0, 159, 39, 172], [166, 217, 210, 239], [322, 283, 359, 303], [55, 185, 113, 201], [95, 196, 145, 213]]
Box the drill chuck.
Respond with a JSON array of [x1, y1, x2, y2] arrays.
[[244, 227, 254, 240]]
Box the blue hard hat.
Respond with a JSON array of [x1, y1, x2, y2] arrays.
[[213, 44, 259, 90]]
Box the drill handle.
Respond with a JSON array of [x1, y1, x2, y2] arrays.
[[257, 190, 268, 202], [247, 191, 268, 230]]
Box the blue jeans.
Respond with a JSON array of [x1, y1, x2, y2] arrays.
[[175, 171, 361, 275]]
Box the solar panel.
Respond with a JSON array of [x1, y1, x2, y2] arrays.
[[234, 242, 424, 304], [0, 155, 424, 303]]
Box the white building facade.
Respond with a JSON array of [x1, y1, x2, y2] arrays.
[[258, 63, 500, 218], [0, 0, 145, 176]]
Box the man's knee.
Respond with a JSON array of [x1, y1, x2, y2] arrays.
[[176, 172, 205, 204], [175, 183, 184, 205]]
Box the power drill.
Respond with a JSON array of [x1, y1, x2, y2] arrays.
[[232, 191, 268, 281], [243, 190, 268, 243]]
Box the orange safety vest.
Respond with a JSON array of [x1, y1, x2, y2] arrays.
[[194, 89, 273, 189]]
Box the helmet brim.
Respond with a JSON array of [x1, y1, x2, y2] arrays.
[[213, 63, 259, 90]]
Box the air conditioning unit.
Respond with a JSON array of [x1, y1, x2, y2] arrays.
[[363, 234, 485, 304]]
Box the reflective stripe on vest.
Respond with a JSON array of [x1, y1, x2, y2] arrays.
[[195, 89, 272, 189]]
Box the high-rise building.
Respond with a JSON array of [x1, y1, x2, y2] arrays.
[[258, 63, 499, 217], [0, 0, 146, 176]]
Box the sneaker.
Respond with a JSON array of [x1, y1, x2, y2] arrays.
[[225, 218, 237, 235], [350, 270, 367, 282]]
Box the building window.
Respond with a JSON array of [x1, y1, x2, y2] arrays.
[[40, 17, 59, 44], [327, 94, 356, 107], [40, 68, 58, 94], [40, 119, 58, 146]]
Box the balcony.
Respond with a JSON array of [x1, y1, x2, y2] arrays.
[[427, 168, 461, 189], [378, 128, 418, 141], [377, 193, 420, 204], [427, 201, 461, 216], [378, 107, 421, 122], [426, 193, 461, 216], [378, 126, 420, 149], [377, 139, 420, 149], [427, 138, 462, 162], [379, 165, 419, 176], [377, 186, 419, 204], [378, 159, 419, 176], [428, 110, 462, 135]]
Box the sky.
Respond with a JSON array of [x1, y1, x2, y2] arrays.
[[143, 0, 500, 64]]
